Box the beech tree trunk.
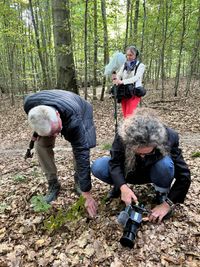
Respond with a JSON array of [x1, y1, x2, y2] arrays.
[[52, 0, 78, 92]]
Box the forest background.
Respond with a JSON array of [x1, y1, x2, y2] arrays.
[[0, 0, 199, 101], [0, 0, 200, 267]]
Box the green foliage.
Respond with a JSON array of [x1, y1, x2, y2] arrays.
[[100, 193, 109, 205], [191, 151, 200, 158], [13, 174, 27, 183], [0, 202, 10, 213], [101, 143, 112, 150], [31, 167, 40, 178], [43, 196, 86, 232], [30, 195, 51, 213]]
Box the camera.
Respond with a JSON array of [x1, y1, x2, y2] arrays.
[[117, 203, 147, 248]]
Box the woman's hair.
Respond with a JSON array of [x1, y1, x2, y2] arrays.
[[28, 105, 58, 136], [126, 45, 139, 58], [118, 108, 168, 171]]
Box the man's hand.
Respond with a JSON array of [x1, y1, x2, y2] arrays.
[[149, 202, 171, 223], [120, 184, 138, 205], [82, 192, 98, 218]]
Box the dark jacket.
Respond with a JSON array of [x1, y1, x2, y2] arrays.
[[109, 127, 191, 204], [24, 90, 96, 192]]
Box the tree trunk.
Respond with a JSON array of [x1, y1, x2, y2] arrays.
[[124, 0, 131, 50], [29, 0, 48, 88], [100, 0, 109, 101], [84, 0, 88, 100], [174, 0, 186, 96], [93, 0, 98, 100], [185, 3, 200, 96], [133, 0, 140, 43], [160, 0, 170, 98], [146, 1, 161, 81], [140, 0, 146, 58], [52, 0, 78, 93]]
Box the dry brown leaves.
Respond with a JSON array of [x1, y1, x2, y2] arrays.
[[0, 81, 200, 266]]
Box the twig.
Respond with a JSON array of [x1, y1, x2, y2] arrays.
[[2, 163, 39, 175], [147, 106, 184, 112], [150, 98, 187, 104]]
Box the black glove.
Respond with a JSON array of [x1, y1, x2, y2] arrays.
[[24, 148, 33, 160]]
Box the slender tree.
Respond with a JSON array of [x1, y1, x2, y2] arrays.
[[100, 0, 109, 101], [84, 0, 88, 99], [185, 3, 200, 96], [93, 0, 98, 100], [29, 0, 49, 88], [174, 0, 186, 96], [133, 0, 140, 43], [124, 0, 131, 50]]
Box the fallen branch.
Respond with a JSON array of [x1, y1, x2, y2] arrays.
[[2, 163, 39, 175], [150, 98, 187, 104], [185, 252, 200, 259], [147, 106, 185, 112]]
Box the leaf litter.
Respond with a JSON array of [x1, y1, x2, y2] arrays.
[[0, 82, 200, 267]]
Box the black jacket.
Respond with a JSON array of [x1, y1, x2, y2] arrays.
[[24, 90, 96, 192], [109, 127, 191, 204]]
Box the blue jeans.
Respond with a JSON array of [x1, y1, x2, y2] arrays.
[[91, 156, 174, 193]]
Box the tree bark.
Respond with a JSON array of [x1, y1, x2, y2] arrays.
[[124, 0, 131, 50], [29, 0, 48, 88], [93, 0, 98, 100], [174, 0, 186, 96], [52, 0, 78, 92], [100, 0, 109, 101], [133, 0, 140, 43], [185, 3, 200, 96], [140, 0, 146, 58], [84, 0, 88, 99]]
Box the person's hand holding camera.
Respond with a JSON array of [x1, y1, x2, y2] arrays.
[[120, 184, 138, 205], [149, 202, 171, 223], [112, 73, 117, 81], [112, 78, 123, 86]]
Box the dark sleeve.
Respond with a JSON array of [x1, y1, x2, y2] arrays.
[[168, 135, 191, 203], [108, 134, 126, 189], [63, 119, 91, 192]]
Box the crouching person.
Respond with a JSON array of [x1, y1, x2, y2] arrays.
[[91, 108, 191, 223], [24, 89, 97, 217]]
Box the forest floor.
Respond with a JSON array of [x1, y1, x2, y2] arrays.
[[0, 81, 200, 267]]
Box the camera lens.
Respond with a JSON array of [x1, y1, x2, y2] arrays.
[[120, 220, 139, 248]]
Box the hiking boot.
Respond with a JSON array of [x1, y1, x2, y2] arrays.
[[44, 181, 61, 203], [105, 187, 121, 202]]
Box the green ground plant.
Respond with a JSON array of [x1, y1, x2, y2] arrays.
[[101, 143, 112, 150], [30, 195, 51, 212], [191, 151, 200, 158], [43, 196, 86, 233], [13, 174, 27, 182], [0, 202, 10, 213]]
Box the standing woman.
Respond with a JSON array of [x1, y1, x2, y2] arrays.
[[112, 46, 146, 118]]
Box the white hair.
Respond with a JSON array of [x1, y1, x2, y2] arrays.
[[28, 105, 58, 136]]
